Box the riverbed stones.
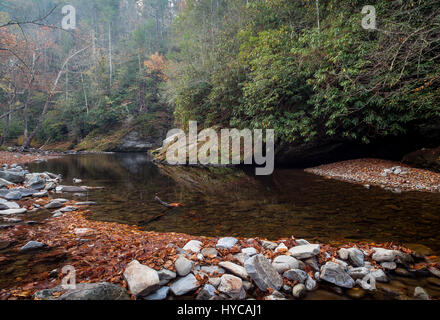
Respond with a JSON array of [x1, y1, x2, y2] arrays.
[[244, 254, 282, 291], [145, 286, 170, 300], [320, 262, 355, 288], [261, 240, 277, 250], [381, 262, 397, 270], [305, 276, 317, 291], [201, 247, 218, 258], [44, 201, 63, 209], [371, 247, 398, 262], [292, 284, 306, 299], [272, 255, 300, 273], [0, 178, 13, 188], [234, 252, 250, 265], [348, 248, 364, 267], [413, 287, 430, 300], [20, 241, 46, 252], [56, 185, 88, 193], [241, 247, 257, 256], [25, 174, 45, 190], [201, 265, 225, 276], [158, 269, 177, 285], [5, 191, 22, 200], [219, 261, 249, 280], [288, 244, 320, 259], [0, 170, 25, 183], [283, 269, 308, 283], [75, 201, 98, 206], [175, 256, 193, 276], [371, 269, 388, 283], [74, 228, 94, 236], [32, 190, 48, 198], [170, 273, 199, 296], [0, 208, 27, 215], [216, 237, 238, 249], [60, 206, 78, 212], [218, 274, 246, 300], [123, 260, 160, 297], [275, 243, 288, 252], [348, 267, 370, 280], [196, 284, 216, 300], [183, 240, 203, 253], [1, 201, 20, 209]]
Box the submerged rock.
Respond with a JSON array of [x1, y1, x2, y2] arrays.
[[20, 241, 46, 252], [413, 287, 430, 300]]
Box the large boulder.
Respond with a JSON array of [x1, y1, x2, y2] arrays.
[[244, 254, 282, 291], [123, 260, 160, 297], [320, 262, 355, 288]]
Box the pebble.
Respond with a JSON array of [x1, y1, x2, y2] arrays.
[[292, 284, 306, 299]]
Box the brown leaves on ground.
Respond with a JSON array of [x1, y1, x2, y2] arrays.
[[305, 158, 440, 193], [0, 151, 58, 166]]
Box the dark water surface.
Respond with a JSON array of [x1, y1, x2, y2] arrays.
[[28, 153, 440, 255]]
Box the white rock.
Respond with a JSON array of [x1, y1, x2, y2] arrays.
[[219, 261, 249, 280], [218, 274, 246, 300], [272, 255, 299, 273], [123, 260, 160, 296], [175, 257, 193, 276], [288, 244, 321, 259], [241, 247, 257, 256], [183, 240, 203, 253]]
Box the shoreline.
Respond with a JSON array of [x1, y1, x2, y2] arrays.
[[305, 158, 440, 193]]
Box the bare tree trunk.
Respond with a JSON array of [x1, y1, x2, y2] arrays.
[[316, 0, 320, 33], [80, 71, 89, 114], [108, 22, 113, 88], [22, 47, 90, 149], [23, 52, 37, 144], [0, 83, 16, 146]]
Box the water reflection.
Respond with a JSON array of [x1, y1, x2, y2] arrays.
[[29, 153, 440, 254]]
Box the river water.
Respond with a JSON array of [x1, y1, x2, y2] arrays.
[[27, 153, 440, 255]]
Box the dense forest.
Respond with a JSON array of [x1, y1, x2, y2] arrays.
[[0, 0, 439, 161]]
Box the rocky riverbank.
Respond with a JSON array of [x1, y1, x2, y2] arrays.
[[0, 156, 439, 300], [305, 158, 440, 193]]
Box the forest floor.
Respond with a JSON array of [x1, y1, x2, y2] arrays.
[[305, 158, 440, 193]]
